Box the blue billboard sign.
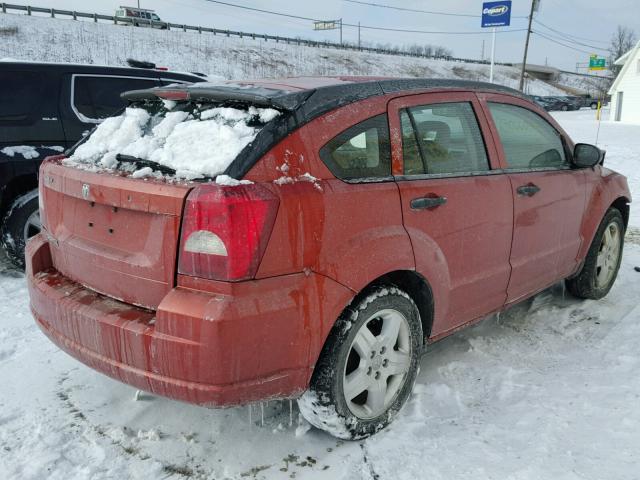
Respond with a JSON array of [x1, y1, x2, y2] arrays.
[[481, 1, 512, 28]]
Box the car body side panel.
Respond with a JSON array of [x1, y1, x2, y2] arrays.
[[387, 92, 513, 337], [578, 166, 632, 260], [252, 94, 415, 294], [476, 93, 588, 302]]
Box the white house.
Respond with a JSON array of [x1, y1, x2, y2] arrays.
[[609, 40, 640, 123]]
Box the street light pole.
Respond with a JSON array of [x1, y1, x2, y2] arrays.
[[518, 0, 536, 91]]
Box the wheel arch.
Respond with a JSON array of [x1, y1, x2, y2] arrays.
[[611, 196, 630, 230], [359, 270, 435, 342], [313, 269, 435, 366]]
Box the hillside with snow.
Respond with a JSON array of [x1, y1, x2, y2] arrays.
[[0, 12, 570, 95]]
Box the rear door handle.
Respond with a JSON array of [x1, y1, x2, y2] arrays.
[[410, 196, 447, 210], [517, 184, 541, 197]]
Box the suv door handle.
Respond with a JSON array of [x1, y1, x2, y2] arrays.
[[517, 184, 541, 197], [411, 196, 447, 210]]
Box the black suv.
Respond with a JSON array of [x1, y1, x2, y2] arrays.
[[0, 61, 206, 267]]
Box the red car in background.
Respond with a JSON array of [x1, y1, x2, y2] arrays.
[[27, 77, 630, 439]]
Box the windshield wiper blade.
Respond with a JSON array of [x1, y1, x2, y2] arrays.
[[115, 154, 177, 176]]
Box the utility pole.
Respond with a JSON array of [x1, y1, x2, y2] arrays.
[[358, 22, 361, 50], [137, 0, 140, 8], [339, 18, 343, 45], [518, 0, 536, 91]]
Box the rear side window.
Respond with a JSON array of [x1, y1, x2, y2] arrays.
[[400, 102, 489, 175], [73, 76, 159, 122], [0, 71, 44, 120], [488, 102, 567, 169], [319, 114, 391, 181]]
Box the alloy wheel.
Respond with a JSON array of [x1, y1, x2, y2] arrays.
[[595, 222, 621, 288], [343, 308, 412, 419]]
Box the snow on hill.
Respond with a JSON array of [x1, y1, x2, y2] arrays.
[[555, 71, 613, 96], [0, 12, 567, 96]]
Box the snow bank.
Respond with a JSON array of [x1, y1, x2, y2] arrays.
[[66, 105, 280, 179], [0, 14, 570, 96]]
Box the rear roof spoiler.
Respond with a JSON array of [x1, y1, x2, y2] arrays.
[[121, 85, 313, 111]]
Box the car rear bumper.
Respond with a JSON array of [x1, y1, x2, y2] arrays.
[[27, 233, 351, 407]]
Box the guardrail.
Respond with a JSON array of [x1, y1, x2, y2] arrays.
[[0, 2, 515, 67]]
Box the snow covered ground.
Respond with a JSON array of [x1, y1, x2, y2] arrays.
[[0, 12, 568, 96], [0, 110, 638, 480]]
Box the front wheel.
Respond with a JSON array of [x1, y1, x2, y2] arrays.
[[298, 285, 422, 439], [566, 208, 624, 299]]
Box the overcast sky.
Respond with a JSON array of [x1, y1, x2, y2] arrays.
[[6, 0, 640, 70]]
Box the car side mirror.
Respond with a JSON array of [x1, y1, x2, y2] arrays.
[[573, 143, 605, 168]]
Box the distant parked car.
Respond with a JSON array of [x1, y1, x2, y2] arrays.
[[531, 96, 574, 112], [0, 60, 206, 268], [27, 77, 631, 440], [547, 96, 578, 111], [530, 95, 554, 110], [115, 6, 165, 28]]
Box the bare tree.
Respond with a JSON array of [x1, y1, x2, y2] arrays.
[[609, 25, 637, 75]]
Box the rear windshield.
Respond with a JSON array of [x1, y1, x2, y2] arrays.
[[65, 101, 280, 180]]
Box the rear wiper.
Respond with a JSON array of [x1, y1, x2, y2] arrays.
[[115, 154, 177, 176]]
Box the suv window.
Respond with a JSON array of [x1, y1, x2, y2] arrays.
[[319, 114, 391, 180], [488, 102, 567, 169], [73, 76, 159, 122], [0, 71, 44, 121], [400, 102, 489, 175]]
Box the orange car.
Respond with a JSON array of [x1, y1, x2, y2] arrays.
[[27, 77, 630, 439]]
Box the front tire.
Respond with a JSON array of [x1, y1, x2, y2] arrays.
[[298, 285, 422, 439], [566, 208, 624, 299], [0, 189, 41, 269]]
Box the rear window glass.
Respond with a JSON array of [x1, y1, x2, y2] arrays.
[[73, 76, 160, 122], [66, 101, 280, 180], [319, 114, 391, 181], [0, 71, 44, 120]]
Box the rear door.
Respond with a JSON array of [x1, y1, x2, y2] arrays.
[[60, 74, 161, 144], [0, 68, 64, 147], [479, 94, 586, 303], [388, 92, 513, 337]]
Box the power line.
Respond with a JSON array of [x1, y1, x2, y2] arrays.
[[204, 0, 317, 22], [354, 25, 527, 35], [343, 0, 523, 19], [532, 28, 608, 52], [533, 19, 609, 47], [203, 0, 528, 35], [532, 30, 601, 55]]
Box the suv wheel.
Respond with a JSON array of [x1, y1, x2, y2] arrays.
[[566, 208, 624, 299], [298, 285, 422, 439], [1, 189, 40, 269]]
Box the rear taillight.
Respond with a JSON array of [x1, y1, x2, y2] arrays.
[[39, 155, 66, 232], [178, 183, 279, 281]]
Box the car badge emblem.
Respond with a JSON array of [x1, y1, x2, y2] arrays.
[[82, 183, 90, 200]]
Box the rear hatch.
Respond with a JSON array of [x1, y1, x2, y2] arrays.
[[41, 160, 188, 309], [40, 87, 286, 310]]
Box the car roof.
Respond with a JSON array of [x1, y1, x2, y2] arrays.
[[0, 60, 204, 81], [123, 76, 530, 179], [124, 76, 528, 113]]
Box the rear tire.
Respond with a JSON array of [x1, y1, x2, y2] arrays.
[[0, 189, 41, 269], [566, 208, 624, 300], [298, 285, 422, 439]]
